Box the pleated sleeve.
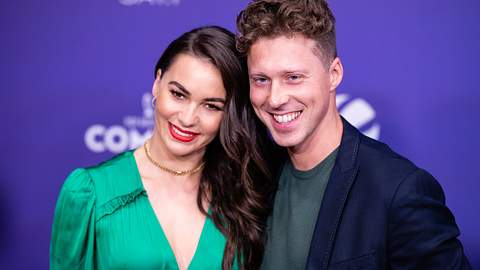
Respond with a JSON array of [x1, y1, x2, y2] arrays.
[[50, 168, 96, 270]]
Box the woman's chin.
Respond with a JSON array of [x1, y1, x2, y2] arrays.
[[164, 143, 203, 159]]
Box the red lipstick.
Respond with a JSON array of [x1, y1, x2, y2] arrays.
[[168, 122, 199, 143]]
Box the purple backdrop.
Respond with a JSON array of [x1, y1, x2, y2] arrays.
[[1, 0, 479, 268]]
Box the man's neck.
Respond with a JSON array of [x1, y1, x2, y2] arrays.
[[288, 113, 343, 171]]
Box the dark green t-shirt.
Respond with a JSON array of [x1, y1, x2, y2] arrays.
[[261, 148, 338, 270]]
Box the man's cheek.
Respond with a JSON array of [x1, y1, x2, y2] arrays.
[[253, 107, 267, 124], [250, 88, 266, 108]]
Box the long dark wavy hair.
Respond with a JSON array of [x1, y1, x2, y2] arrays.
[[154, 26, 278, 269]]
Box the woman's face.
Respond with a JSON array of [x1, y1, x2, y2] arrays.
[[152, 53, 227, 158]]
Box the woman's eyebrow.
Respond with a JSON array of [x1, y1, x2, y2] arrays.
[[169, 81, 225, 104], [168, 81, 190, 96], [204, 97, 226, 104]]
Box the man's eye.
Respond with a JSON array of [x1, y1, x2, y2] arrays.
[[252, 76, 269, 85], [170, 90, 185, 99], [287, 74, 303, 81]]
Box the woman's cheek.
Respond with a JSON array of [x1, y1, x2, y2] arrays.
[[204, 112, 224, 137]]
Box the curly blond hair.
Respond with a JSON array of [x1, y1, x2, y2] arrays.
[[236, 0, 337, 65]]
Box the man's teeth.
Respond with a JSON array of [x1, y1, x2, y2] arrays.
[[173, 126, 193, 137], [273, 111, 301, 124]]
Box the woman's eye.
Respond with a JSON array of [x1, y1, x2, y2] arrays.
[[170, 90, 185, 99], [205, 103, 222, 111]]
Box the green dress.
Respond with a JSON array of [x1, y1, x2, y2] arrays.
[[50, 151, 235, 270]]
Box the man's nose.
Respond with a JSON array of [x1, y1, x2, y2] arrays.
[[267, 81, 289, 109]]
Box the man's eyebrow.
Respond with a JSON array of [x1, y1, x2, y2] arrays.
[[168, 81, 190, 96], [249, 72, 269, 77], [249, 69, 309, 77], [283, 69, 309, 74]]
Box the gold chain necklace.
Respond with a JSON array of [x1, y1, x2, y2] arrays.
[[144, 140, 204, 176]]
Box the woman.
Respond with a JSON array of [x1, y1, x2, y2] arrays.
[[50, 26, 275, 270]]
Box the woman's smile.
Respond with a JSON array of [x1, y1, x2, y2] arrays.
[[168, 122, 200, 143]]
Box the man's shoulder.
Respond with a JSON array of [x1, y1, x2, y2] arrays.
[[339, 119, 419, 177], [357, 134, 416, 171], [352, 132, 424, 191], [336, 129, 447, 216]]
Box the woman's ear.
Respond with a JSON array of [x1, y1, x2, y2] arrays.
[[152, 69, 162, 97]]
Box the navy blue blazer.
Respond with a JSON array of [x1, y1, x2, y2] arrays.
[[305, 119, 471, 269]]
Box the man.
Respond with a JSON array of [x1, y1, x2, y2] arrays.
[[236, 0, 471, 269]]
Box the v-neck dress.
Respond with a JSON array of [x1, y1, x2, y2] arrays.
[[50, 151, 237, 270]]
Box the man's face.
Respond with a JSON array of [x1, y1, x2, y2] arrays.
[[247, 34, 342, 150]]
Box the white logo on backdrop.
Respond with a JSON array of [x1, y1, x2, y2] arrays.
[[119, 0, 180, 6], [84, 93, 154, 153], [336, 93, 380, 140]]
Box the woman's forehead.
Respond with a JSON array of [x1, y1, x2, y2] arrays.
[[163, 54, 226, 99]]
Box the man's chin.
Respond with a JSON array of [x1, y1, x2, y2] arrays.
[[271, 133, 301, 148]]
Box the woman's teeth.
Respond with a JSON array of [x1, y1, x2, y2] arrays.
[[172, 125, 193, 137]]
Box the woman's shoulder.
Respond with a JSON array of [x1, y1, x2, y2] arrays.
[[64, 151, 144, 207], [61, 167, 95, 196]]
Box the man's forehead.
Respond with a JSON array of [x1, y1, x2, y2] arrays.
[[247, 34, 323, 73], [250, 34, 316, 50]]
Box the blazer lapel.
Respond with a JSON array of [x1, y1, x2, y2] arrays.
[[306, 118, 360, 269]]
